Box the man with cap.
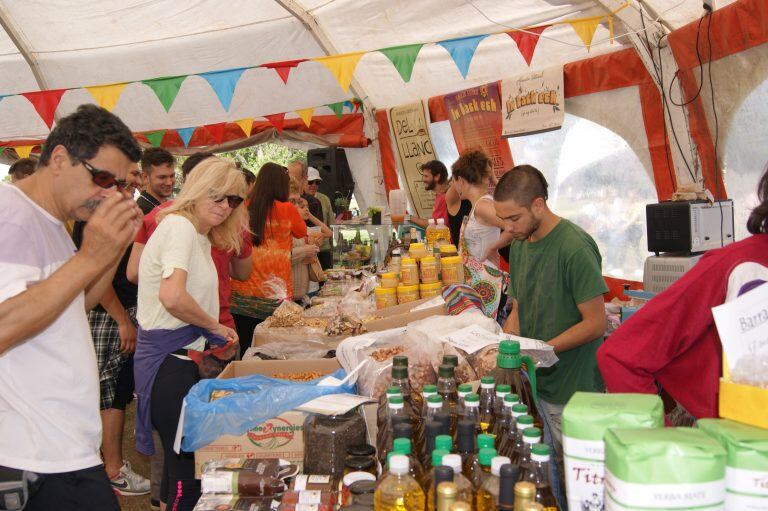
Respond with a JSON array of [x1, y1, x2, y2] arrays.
[[305, 166, 334, 269]]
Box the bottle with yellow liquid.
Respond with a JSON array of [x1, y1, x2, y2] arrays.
[[436, 364, 458, 436], [512, 482, 536, 511], [393, 437, 427, 489], [492, 385, 510, 432], [462, 394, 481, 434], [427, 464, 453, 511], [374, 454, 426, 511], [478, 377, 495, 434], [464, 435, 495, 488], [493, 393, 518, 449], [497, 402, 527, 458], [519, 444, 558, 511], [436, 482, 457, 511], [456, 383, 473, 420], [437, 454, 473, 510], [476, 456, 512, 511]]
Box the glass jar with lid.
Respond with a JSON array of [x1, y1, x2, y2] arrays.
[[303, 408, 367, 477]]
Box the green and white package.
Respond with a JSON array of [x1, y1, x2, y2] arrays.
[[605, 427, 726, 510], [562, 392, 664, 511], [698, 418, 768, 510]]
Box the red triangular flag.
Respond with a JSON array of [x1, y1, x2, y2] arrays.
[[21, 89, 67, 129], [265, 113, 286, 134], [260, 59, 308, 85], [507, 26, 549, 66], [204, 123, 227, 144]]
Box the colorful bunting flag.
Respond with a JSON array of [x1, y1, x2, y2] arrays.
[[295, 108, 314, 128], [15, 145, 35, 159], [327, 101, 345, 118], [205, 123, 227, 145], [142, 76, 187, 112], [86, 83, 128, 112], [265, 113, 286, 134], [21, 89, 67, 129], [176, 127, 197, 147], [145, 130, 167, 148], [313, 52, 365, 93], [437, 35, 489, 79], [260, 59, 308, 85], [569, 16, 603, 51], [235, 118, 254, 138], [379, 44, 424, 83], [0, 147, 5, 155], [507, 26, 550, 66], [199, 68, 247, 111]]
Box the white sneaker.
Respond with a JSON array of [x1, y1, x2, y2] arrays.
[[110, 460, 151, 496]]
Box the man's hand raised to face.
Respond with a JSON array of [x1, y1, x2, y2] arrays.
[[79, 192, 142, 270]]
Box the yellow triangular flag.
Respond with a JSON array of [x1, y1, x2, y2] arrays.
[[86, 83, 128, 112], [15, 145, 34, 159], [569, 16, 603, 51], [235, 118, 254, 138], [313, 52, 365, 93], [295, 108, 314, 128]]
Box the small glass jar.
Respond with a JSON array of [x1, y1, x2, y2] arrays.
[[343, 456, 377, 477], [420, 256, 438, 284], [303, 408, 367, 477], [379, 272, 398, 289], [420, 282, 442, 300], [397, 284, 420, 304], [340, 472, 377, 507], [399, 258, 419, 286], [374, 287, 397, 310], [409, 243, 427, 260], [440, 256, 464, 285], [439, 244, 459, 259]]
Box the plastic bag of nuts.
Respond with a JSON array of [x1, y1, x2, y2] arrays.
[[438, 344, 477, 384]]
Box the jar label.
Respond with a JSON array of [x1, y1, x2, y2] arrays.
[[308, 475, 331, 484], [201, 472, 236, 494], [298, 490, 322, 504]]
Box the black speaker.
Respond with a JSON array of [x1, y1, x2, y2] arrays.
[[307, 148, 355, 214]]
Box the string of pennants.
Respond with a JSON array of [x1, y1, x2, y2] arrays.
[[0, 98, 363, 158], [0, 5, 624, 135]]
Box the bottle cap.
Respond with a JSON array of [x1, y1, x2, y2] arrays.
[[458, 383, 473, 395], [499, 464, 517, 503], [428, 219, 435, 225], [393, 437, 412, 455], [437, 481, 458, 500], [463, 393, 479, 406], [456, 420, 476, 452], [497, 340, 522, 369], [491, 456, 512, 476], [427, 394, 444, 407], [434, 466, 454, 486], [531, 443, 550, 462], [514, 481, 536, 498], [442, 354, 459, 367], [394, 422, 413, 440], [438, 364, 455, 378], [393, 355, 408, 367], [423, 384, 437, 395], [504, 393, 520, 406], [391, 366, 408, 379], [478, 447, 497, 466], [499, 340, 521, 355], [478, 434, 495, 449], [516, 415, 534, 429], [386, 386, 401, 396], [435, 434, 452, 452], [496, 384, 511, 396], [511, 403, 528, 415], [345, 456, 376, 471], [388, 395, 404, 408], [432, 448, 450, 467], [346, 444, 376, 457], [349, 479, 377, 495], [523, 427, 542, 443], [442, 454, 462, 474], [480, 376, 495, 388], [389, 454, 409, 475]]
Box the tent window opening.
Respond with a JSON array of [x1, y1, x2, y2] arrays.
[[430, 120, 460, 173], [507, 114, 657, 281], [722, 78, 768, 241]]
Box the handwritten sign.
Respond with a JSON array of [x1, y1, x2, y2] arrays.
[[712, 283, 768, 375], [501, 66, 564, 138], [389, 101, 436, 219]]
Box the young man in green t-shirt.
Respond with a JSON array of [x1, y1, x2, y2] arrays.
[[493, 164, 608, 469]]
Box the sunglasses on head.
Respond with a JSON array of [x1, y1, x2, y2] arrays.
[[213, 195, 244, 208], [82, 161, 126, 191]]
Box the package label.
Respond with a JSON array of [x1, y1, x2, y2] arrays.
[[726, 467, 768, 510], [201, 472, 235, 494], [564, 436, 606, 511], [605, 469, 725, 510]]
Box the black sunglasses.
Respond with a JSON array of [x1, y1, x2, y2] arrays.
[[82, 161, 126, 191], [213, 195, 244, 208], [308, 180, 321, 185]]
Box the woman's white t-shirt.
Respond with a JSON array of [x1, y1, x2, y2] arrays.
[[137, 214, 218, 350]]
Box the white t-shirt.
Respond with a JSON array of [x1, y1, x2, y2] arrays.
[[137, 214, 218, 350], [0, 184, 102, 473]]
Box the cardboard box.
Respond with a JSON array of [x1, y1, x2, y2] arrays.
[[719, 378, 768, 429], [194, 358, 378, 477], [364, 296, 447, 331]]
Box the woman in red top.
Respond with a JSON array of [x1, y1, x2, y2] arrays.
[[231, 162, 307, 351]]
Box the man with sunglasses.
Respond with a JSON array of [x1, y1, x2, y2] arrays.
[[0, 104, 143, 511]]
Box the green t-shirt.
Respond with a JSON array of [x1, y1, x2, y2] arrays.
[[507, 219, 608, 405], [315, 192, 333, 252]]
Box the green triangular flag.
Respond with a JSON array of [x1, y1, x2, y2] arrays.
[[145, 130, 167, 148], [379, 44, 424, 83], [142, 75, 187, 112], [327, 101, 345, 118], [0, 147, 5, 156]]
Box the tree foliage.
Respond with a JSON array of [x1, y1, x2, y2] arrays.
[[221, 143, 307, 174]]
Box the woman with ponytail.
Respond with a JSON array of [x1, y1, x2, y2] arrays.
[[598, 163, 768, 421]]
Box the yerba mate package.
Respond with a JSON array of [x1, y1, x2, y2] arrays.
[[605, 427, 726, 510], [698, 418, 768, 510], [562, 392, 664, 511]]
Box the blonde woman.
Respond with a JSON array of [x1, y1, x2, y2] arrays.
[[134, 158, 247, 511]]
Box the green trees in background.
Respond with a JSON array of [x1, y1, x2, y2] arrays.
[[222, 143, 307, 174]]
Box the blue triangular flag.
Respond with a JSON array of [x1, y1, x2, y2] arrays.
[[437, 34, 489, 79], [199, 68, 247, 111], [177, 127, 196, 147]]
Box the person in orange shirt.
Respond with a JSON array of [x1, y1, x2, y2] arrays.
[[230, 162, 308, 353]]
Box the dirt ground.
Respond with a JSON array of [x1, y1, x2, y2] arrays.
[[118, 402, 154, 511]]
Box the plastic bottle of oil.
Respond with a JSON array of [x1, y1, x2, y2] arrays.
[[475, 456, 512, 511], [493, 393, 518, 448], [463, 435, 495, 488], [491, 341, 539, 425], [422, 420, 442, 470], [492, 385, 511, 431], [478, 377, 495, 434], [508, 415, 534, 470], [436, 364, 458, 436], [515, 427, 542, 483], [435, 481, 457, 511], [374, 454, 426, 511], [421, 385, 438, 419], [393, 437, 427, 489], [456, 384, 473, 419], [425, 450, 451, 511], [462, 394, 481, 434], [519, 444, 558, 510], [378, 395, 408, 465], [439, 454, 474, 509], [455, 420, 476, 475], [512, 482, 536, 511]]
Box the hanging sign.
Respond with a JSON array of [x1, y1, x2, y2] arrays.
[[389, 101, 436, 219], [501, 66, 564, 137], [443, 82, 514, 181]]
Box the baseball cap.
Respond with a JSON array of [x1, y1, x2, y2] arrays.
[[307, 167, 322, 182]]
